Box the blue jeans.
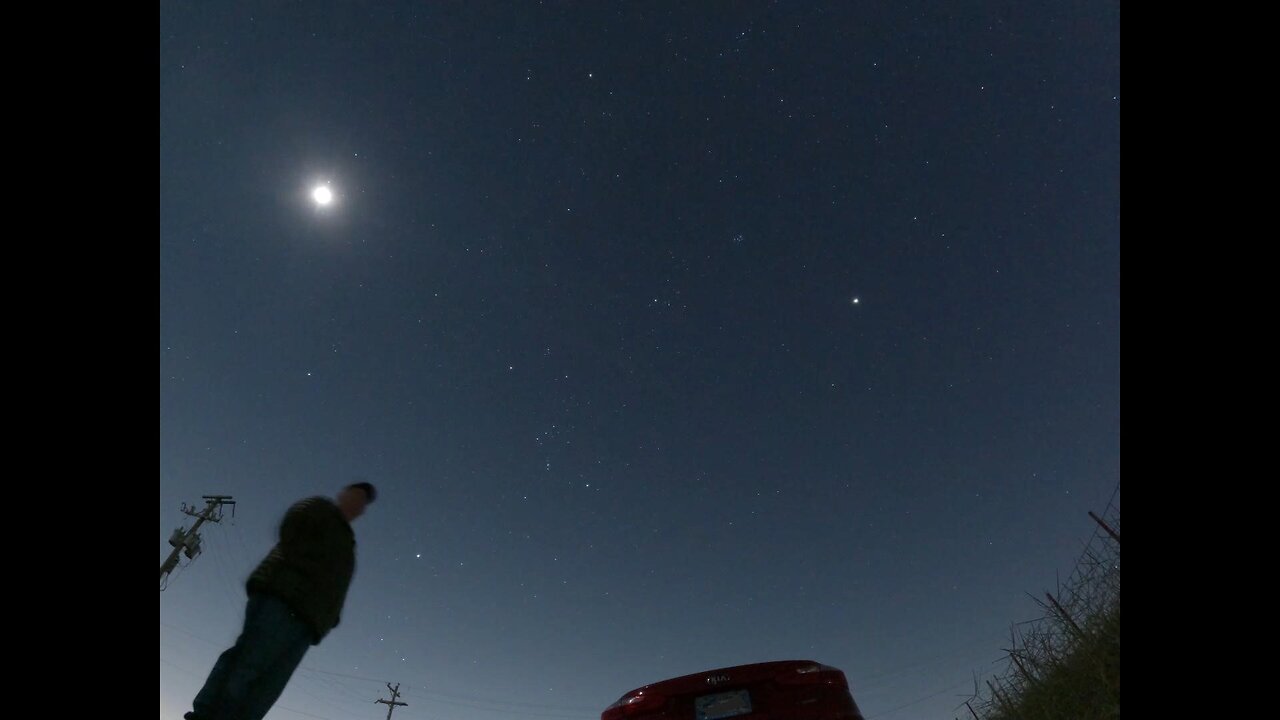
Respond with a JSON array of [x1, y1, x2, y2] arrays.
[[191, 593, 314, 720]]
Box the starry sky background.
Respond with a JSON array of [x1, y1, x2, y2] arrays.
[[159, 2, 1120, 719]]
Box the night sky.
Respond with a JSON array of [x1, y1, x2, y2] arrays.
[[159, 3, 1120, 719]]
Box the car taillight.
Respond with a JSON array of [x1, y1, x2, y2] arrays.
[[602, 690, 666, 719], [776, 664, 844, 685]]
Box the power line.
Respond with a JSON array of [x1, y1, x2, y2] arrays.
[[289, 674, 379, 716], [855, 633, 1011, 687], [160, 620, 224, 647], [296, 667, 380, 704], [160, 657, 197, 678], [299, 666, 599, 714], [400, 691, 597, 718], [865, 679, 971, 719], [273, 704, 343, 720]]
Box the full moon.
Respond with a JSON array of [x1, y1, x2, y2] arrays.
[[312, 185, 334, 206]]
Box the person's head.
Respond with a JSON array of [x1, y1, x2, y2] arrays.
[[337, 481, 377, 522]]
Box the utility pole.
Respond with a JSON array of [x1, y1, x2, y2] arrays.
[[160, 495, 236, 589], [375, 682, 408, 720]]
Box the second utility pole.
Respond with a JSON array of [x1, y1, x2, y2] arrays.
[[375, 682, 407, 720]]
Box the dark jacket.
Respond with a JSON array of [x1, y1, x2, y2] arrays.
[[247, 497, 356, 643]]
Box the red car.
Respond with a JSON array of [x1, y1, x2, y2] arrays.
[[602, 660, 865, 720]]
